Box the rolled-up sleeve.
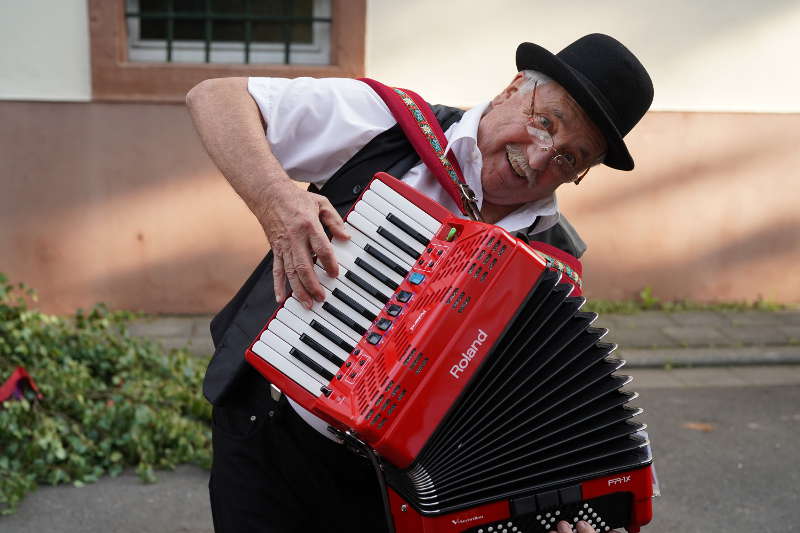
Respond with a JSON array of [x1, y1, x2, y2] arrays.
[[247, 77, 397, 185]]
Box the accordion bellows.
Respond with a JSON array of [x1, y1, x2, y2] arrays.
[[385, 269, 651, 517]]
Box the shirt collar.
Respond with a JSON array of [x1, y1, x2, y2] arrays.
[[441, 101, 560, 235]]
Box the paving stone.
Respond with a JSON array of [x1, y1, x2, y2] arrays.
[[128, 317, 195, 338], [619, 346, 800, 368], [728, 365, 800, 386], [781, 326, 800, 344], [626, 368, 685, 389], [591, 315, 617, 331], [717, 326, 791, 346], [606, 312, 678, 329], [603, 327, 679, 349], [150, 336, 214, 357], [662, 326, 728, 347], [189, 315, 214, 336], [721, 311, 790, 327], [776, 310, 800, 326], [628, 365, 800, 389], [667, 311, 733, 328], [667, 367, 749, 387]]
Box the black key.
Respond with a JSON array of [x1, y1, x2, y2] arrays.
[[376, 318, 392, 331], [289, 347, 334, 381], [396, 290, 412, 303], [377, 226, 420, 260], [386, 304, 402, 317], [310, 320, 354, 353], [322, 301, 367, 336], [344, 271, 390, 305], [332, 288, 378, 321], [299, 333, 345, 367], [364, 244, 409, 277], [355, 257, 399, 290], [387, 212, 430, 246]]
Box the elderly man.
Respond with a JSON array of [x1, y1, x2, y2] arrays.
[[187, 34, 653, 533]]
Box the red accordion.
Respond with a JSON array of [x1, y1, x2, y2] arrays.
[[246, 173, 654, 533]]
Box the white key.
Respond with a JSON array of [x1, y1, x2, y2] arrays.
[[360, 190, 434, 241], [354, 202, 426, 255], [369, 179, 441, 234], [330, 236, 404, 285], [266, 321, 340, 376], [260, 331, 332, 384], [251, 340, 324, 397], [329, 240, 396, 299], [347, 227, 410, 276], [313, 265, 382, 317], [277, 308, 349, 363], [345, 216, 417, 266], [284, 297, 357, 349]]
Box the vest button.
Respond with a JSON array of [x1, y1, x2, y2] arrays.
[[352, 184, 364, 195]]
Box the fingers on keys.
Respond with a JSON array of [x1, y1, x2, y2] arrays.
[[275, 198, 350, 310], [317, 196, 351, 241], [549, 521, 599, 533]]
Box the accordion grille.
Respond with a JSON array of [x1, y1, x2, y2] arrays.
[[384, 269, 652, 516]]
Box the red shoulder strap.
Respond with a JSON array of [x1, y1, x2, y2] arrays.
[[529, 241, 584, 295], [358, 78, 479, 219]]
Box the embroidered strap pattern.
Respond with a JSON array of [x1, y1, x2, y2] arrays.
[[393, 88, 463, 191], [533, 251, 583, 288]]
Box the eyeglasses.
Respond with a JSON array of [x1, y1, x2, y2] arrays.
[[526, 81, 595, 185]]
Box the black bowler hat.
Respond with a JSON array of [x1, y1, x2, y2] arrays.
[[516, 34, 653, 170]]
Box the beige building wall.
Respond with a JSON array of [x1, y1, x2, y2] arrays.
[[366, 0, 800, 112], [2, 1, 799, 313], [0, 0, 91, 101]]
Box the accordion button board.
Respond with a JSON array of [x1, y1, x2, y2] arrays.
[[245, 172, 655, 533]]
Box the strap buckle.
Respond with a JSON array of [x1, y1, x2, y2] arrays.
[[458, 183, 482, 222]]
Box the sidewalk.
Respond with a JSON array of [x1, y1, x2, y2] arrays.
[[3, 309, 799, 533], [128, 309, 800, 367], [3, 365, 799, 533]]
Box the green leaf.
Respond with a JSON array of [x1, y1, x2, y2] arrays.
[[0, 272, 212, 515]]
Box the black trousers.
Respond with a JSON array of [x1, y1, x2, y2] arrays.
[[209, 382, 390, 533]]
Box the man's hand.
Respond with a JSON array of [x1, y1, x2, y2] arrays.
[[258, 182, 350, 308], [185, 77, 351, 309], [549, 520, 620, 533]]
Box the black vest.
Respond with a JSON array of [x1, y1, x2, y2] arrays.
[[203, 105, 585, 407]]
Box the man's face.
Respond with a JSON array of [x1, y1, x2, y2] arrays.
[[477, 74, 607, 208]]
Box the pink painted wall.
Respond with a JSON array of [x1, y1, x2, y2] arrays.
[[2, 101, 798, 314]]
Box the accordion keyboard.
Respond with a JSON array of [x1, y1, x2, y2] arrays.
[[250, 179, 442, 399]]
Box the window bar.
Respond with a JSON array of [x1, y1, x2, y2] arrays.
[[282, 0, 291, 65], [204, 0, 212, 63], [166, 0, 174, 62], [243, 0, 252, 64]]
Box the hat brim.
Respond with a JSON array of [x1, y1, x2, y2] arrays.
[[516, 42, 634, 171]]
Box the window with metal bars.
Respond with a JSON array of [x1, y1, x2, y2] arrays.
[[125, 0, 332, 65]]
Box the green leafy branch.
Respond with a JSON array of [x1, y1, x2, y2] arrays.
[[0, 273, 212, 515]]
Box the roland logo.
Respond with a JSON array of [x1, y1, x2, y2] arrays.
[[608, 475, 632, 486], [449, 329, 488, 379], [451, 514, 484, 525]]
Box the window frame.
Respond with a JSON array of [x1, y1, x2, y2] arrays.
[[89, 0, 365, 102]]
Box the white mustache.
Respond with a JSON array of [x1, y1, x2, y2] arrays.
[[506, 144, 537, 188]]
